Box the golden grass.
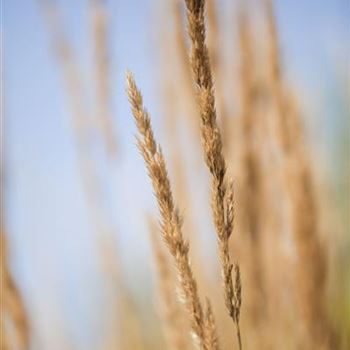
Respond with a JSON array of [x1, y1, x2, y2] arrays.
[[263, 0, 337, 347], [127, 71, 220, 350], [1, 233, 29, 350], [9, 0, 347, 349], [183, 0, 242, 347]]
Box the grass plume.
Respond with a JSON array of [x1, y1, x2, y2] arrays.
[[183, 0, 242, 347], [126, 71, 220, 350]]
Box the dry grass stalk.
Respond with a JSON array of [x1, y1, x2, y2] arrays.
[[39, 0, 89, 146], [286, 151, 330, 347], [237, 8, 267, 328], [264, 0, 294, 154], [0, 317, 9, 350], [264, 1, 336, 347], [39, 0, 102, 214], [98, 236, 146, 350], [41, 6, 140, 349], [158, 20, 212, 316], [283, 98, 336, 348], [148, 217, 190, 350], [172, 0, 202, 146], [41, 0, 117, 157], [91, 0, 117, 156], [40, 0, 119, 246], [1, 233, 29, 350], [40, 0, 115, 202], [183, 0, 242, 348], [158, 29, 202, 272], [127, 72, 220, 350]]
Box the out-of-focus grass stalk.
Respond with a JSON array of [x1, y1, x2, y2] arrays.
[[147, 216, 191, 350], [1, 232, 29, 350], [264, 0, 337, 347], [90, 0, 118, 157]]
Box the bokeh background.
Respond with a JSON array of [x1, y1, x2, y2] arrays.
[[3, 0, 349, 349]]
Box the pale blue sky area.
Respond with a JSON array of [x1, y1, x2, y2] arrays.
[[3, 0, 349, 348]]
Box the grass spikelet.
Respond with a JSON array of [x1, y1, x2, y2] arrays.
[[183, 0, 242, 347], [126, 71, 220, 350], [204, 299, 221, 350]]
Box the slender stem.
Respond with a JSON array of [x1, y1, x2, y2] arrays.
[[235, 322, 242, 350]]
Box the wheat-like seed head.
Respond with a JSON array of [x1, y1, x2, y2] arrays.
[[183, 1, 242, 348], [204, 299, 220, 350], [127, 71, 220, 350]]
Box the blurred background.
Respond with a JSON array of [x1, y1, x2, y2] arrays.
[[3, 0, 349, 349]]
